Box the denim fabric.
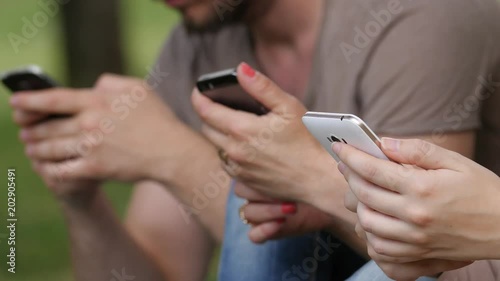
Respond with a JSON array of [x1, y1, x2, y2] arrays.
[[217, 183, 365, 281], [346, 260, 438, 281]]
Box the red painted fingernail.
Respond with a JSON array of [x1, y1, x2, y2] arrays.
[[281, 203, 297, 214], [241, 62, 256, 78], [276, 218, 286, 224]]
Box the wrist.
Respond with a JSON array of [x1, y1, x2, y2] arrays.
[[302, 151, 346, 213], [146, 122, 214, 187], [58, 182, 102, 212]]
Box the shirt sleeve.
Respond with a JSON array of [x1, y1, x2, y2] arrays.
[[358, 0, 497, 136], [147, 24, 202, 130]]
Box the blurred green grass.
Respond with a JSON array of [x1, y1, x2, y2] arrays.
[[0, 1, 218, 280]]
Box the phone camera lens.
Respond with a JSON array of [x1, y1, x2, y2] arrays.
[[328, 135, 341, 143]]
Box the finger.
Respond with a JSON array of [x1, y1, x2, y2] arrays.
[[377, 259, 472, 281], [343, 167, 405, 218], [334, 143, 407, 193], [344, 189, 359, 213], [10, 88, 89, 114], [248, 220, 285, 244], [365, 231, 427, 258], [381, 138, 461, 170], [355, 223, 367, 241], [25, 137, 81, 161], [366, 244, 422, 264], [201, 124, 231, 149], [234, 182, 274, 202], [37, 159, 96, 182], [12, 110, 49, 127], [236, 62, 300, 114], [357, 203, 422, 244], [192, 89, 257, 136], [243, 203, 292, 224], [20, 118, 79, 142]]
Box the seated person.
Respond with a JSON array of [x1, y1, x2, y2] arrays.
[[9, 0, 500, 280]]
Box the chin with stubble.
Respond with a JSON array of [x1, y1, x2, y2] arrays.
[[166, 0, 248, 33]]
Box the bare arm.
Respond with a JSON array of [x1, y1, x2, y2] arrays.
[[126, 181, 216, 281], [61, 185, 168, 281]]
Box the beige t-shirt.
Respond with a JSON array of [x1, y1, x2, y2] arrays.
[[151, 0, 500, 174]]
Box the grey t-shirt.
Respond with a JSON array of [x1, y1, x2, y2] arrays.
[[151, 0, 500, 174]]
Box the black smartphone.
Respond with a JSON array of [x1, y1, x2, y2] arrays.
[[1, 65, 58, 93], [2, 65, 63, 121], [196, 68, 268, 115]]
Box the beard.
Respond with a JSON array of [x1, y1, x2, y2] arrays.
[[183, 0, 250, 33]]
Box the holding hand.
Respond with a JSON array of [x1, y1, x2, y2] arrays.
[[10, 74, 196, 186], [234, 182, 337, 244], [335, 138, 500, 278], [192, 62, 341, 205]]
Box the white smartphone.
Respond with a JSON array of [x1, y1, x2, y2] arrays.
[[302, 112, 388, 162]]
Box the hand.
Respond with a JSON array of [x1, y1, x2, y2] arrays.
[[353, 222, 471, 281], [234, 182, 336, 244], [11, 74, 196, 184], [191, 62, 341, 206], [335, 138, 500, 261]]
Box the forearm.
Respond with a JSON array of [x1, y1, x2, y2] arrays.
[[61, 188, 166, 281], [148, 126, 229, 242]]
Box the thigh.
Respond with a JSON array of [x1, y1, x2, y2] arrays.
[[217, 181, 365, 281]]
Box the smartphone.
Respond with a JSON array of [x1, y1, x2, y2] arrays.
[[302, 112, 388, 162], [1, 65, 58, 93], [196, 68, 268, 115]]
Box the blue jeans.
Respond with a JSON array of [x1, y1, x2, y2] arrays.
[[347, 261, 437, 281], [217, 183, 439, 281], [218, 184, 365, 281]]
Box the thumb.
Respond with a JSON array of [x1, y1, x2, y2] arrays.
[[381, 138, 460, 170], [236, 62, 298, 113]]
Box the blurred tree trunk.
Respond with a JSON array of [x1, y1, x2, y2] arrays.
[[61, 0, 124, 87]]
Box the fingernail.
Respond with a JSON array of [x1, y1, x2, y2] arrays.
[[381, 138, 400, 152], [332, 142, 343, 154], [281, 203, 297, 214], [338, 162, 347, 174], [241, 62, 256, 78], [276, 218, 286, 224]]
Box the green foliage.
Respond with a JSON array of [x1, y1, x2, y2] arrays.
[[0, 1, 220, 281]]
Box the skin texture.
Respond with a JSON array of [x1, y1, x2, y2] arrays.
[[9, 1, 328, 280], [192, 62, 477, 257], [336, 138, 500, 280], [11, 74, 227, 280]]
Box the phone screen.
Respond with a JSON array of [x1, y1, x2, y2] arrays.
[[201, 83, 268, 115], [2, 73, 56, 93]]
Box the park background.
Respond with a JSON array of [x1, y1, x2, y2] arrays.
[[0, 0, 220, 280]]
